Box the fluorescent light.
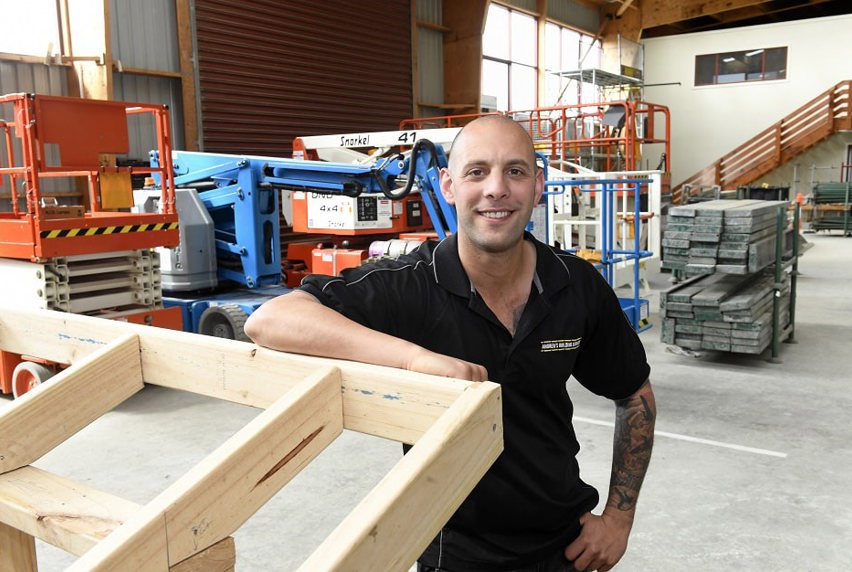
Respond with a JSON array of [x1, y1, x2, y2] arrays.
[[722, 57, 735, 63], [746, 49, 764, 57]]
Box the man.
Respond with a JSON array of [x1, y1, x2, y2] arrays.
[[245, 116, 655, 571]]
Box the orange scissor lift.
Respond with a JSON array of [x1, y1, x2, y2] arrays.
[[0, 93, 182, 397]]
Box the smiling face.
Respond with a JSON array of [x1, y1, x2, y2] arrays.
[[440, 116, 544, 255]]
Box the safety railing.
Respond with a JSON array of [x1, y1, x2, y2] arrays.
[[674, 80, 852, 204]]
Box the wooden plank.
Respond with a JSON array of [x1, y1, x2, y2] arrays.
[[298, 381, 502, 572], [0, 520, 37, 572], [0, 465, 138, 556], [0, 306, 470, 443], [169, 537, 235, 572], [0, 334, 144, 473], [72, 366, 344, 569], [0, 466, 235, 569]]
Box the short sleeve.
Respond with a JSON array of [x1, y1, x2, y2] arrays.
[[571, 267, 650, 400]]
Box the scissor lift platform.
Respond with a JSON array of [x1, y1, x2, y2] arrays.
[[0, 93, 179, 261]]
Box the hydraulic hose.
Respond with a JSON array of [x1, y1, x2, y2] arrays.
[[374, 138, 439, 200]]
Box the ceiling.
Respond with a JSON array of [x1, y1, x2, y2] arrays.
[[596, 0, 852, 38]]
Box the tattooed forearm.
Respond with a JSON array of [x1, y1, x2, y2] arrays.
[[608, 380, 656, 515]]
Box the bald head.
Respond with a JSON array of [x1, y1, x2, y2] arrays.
[[447, 115, 537, 173]]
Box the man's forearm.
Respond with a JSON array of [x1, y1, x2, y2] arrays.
[[606, 379, 656, 523]]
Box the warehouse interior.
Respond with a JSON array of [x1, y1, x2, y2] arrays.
[[1, 0, 851, 570]]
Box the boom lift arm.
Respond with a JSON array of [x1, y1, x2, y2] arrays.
[[143, 139, 455, 340], [150, 138, 454, 286]]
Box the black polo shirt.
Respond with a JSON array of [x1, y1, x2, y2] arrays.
[[300, 233, 650, 570]]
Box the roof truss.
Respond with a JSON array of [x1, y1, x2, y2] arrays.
[[0, 306, 503, 571]]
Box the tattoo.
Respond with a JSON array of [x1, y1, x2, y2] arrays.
[[609, 381, 656, 513]]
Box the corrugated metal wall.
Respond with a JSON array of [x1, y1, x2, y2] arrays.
[[547, 0, 599, 33], [194, 0, 413, 156], [111, 0, 185, 155], [0, 63, 68, 206], [416, 0, 445, 115]]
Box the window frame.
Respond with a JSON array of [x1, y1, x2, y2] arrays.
[[694, 47, 788, 87]]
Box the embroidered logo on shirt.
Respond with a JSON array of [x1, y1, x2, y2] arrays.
[[540, 338, 581, 352]]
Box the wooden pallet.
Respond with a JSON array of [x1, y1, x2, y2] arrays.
[[0, 307, 503, 571]]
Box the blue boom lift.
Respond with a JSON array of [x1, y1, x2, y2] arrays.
[[137, 140, 452, 341]]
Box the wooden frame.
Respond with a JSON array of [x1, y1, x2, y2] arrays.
[[0, 307, 503, 571]]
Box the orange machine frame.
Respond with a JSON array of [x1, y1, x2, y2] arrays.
[[400, 100, 671, 175], [0, 93, 179, 261]]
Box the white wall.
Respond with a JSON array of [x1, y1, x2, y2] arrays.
[[642, 14, 852, 188]]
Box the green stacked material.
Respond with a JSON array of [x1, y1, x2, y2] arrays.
[[661, 199, 789, 275], [811, 182, 851, 233], [813, 182, 852, 203], [660, 271, 791, 354]]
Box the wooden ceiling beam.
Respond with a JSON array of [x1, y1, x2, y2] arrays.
[[640, 0, 768, 29]]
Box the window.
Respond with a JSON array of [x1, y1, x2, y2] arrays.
[[0, 0, 60, 57], [482, 5, 604, 110], [482, 4, 537, 112], [695, 47, 787, 86], [543, 22, 602, 107]]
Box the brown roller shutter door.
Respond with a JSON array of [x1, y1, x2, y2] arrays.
[[195, 0, 413, 157]]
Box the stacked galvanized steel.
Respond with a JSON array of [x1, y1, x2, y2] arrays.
[[660, 272, 791, 354], [661, 199, 788, 275], [811, 182, 851, 233], [660, 199, 792, 354]]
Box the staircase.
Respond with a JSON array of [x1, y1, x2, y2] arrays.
[[673, 80, 852, 205]]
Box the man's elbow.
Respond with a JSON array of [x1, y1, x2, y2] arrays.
[[243, 306, 267, 344]]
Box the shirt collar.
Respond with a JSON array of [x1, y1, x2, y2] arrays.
[[432, 232, 572, 299]]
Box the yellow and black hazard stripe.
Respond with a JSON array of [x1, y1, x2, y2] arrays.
[[40, 222, 179, 239]]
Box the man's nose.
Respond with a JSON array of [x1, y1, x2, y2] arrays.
[[483, 173, 509, 199]]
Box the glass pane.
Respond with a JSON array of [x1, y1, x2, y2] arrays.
[[482, 59, 509, 112], [695, 54, 716, 86], [743, 49, 764, 80], [764, 47, 788, 80], [580, 82, 600, 105], [718, 52, 745, 83], [511, 11, 537, 66], [0, 0, 60, 56], [483, 4, 509, 59], [562, 28, 580, 70], [511, 64, 537, 111], [545, 23, 560, 72], [579, 35, 601, 68], [545, 73, 562, 106]]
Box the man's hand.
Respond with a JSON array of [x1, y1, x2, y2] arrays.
[[405, 347, 489, 381], [564, 511, 631, 572]]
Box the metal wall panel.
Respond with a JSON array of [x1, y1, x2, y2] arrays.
[[0, 62, 68, 207], [109, 0, 184, 162], [113, 73, 186, 156], [547, 0, 599, 34], [417, 0, 441, 22], [503, 0, 538, 13], [0, 62, 68, 97], [416, 0, 444, 110], [194, 0, 413, 156], [110, 0, 180, 72]]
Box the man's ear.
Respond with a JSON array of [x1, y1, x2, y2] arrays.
[[439, 167, 456, 205], [533, 167, 545, 204]]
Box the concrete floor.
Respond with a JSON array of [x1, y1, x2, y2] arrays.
[[4, 232, 851, 571]]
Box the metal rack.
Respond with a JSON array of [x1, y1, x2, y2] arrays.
[[811, 182, 852, 235], [546, 175, 655, 332]]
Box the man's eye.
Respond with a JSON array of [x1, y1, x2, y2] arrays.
[[508, 168, 525, 176], [467, 168, 485, 177]]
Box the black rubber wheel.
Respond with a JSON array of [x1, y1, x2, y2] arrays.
[[197, 303, 251, 342]]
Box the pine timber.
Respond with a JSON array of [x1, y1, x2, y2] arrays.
[[0, 306, 503, 570], [0, 334, 144, 474]]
